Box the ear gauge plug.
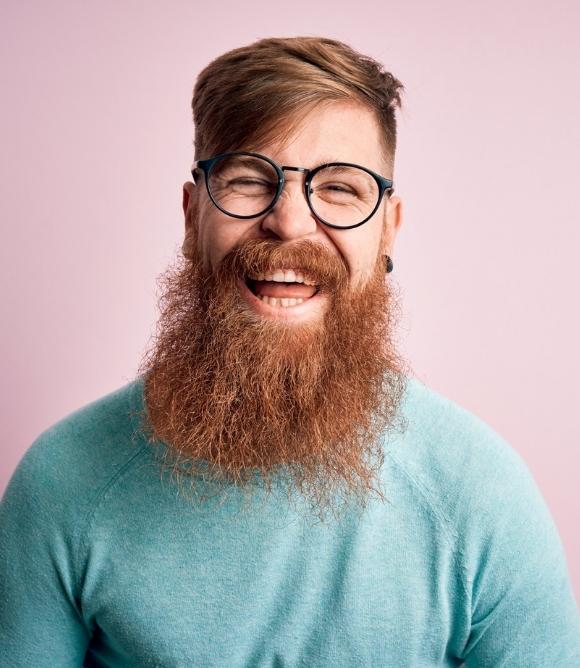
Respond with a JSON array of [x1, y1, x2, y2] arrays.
[[385, 255, 394, 273]]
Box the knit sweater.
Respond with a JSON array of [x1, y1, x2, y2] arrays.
[[1, 377, 579, 666]]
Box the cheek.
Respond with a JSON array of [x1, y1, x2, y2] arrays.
[[197, 210, 255, 273], [332, 227, 382, 286]]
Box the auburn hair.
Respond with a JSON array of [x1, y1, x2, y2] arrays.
[[191, 36, 404, 171]]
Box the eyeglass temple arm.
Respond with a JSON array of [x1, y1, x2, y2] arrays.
[[381, 177, 394, 198], [191, 163, 206, 184]]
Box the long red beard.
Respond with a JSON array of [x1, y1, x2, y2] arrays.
[[138, 238, 409, 518]]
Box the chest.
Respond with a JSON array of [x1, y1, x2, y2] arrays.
[[80, 498, 465, 666]]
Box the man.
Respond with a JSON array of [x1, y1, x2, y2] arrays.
[[1, 36, 578, 666]]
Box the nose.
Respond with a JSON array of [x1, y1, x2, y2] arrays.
[[260, 175, 318, 241]]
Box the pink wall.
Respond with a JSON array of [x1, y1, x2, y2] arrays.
[[1, 0, 578, 599]]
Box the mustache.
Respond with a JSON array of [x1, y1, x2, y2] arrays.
[[215, 238, 350, 291]]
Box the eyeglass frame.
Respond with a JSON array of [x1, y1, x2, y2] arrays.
[[191, 151, 394, 231]]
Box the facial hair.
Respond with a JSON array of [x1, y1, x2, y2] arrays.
[[138, 236, 409, 518]]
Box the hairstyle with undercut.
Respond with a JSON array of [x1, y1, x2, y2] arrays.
[[191, 36, 404, 174]]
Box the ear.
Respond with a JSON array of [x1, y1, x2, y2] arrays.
[[381, 195, 403, 256], [182, 181, 198, 259]]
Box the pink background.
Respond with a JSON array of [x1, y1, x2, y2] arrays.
[[1, 1, 578, 599]]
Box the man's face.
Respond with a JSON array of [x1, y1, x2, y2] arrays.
[[182, 101, 402, 318], [140, 100, 408, 518]]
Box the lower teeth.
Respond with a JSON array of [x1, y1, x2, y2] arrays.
[[256, 295, 305, 307]]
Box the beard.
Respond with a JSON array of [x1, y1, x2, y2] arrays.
[[138, 235, 409, 519]]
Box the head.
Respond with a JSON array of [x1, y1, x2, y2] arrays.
[[139, 36, 410, 518]]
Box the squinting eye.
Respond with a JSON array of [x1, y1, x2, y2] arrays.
[[315, 182, 358, 196], [322, 183, 355, 193], [230, 178, 267, 185], [227, 177, 277, 190]]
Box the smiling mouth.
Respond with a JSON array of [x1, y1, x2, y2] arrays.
[[244, 268, 320, 309]]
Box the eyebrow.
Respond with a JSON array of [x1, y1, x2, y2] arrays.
[[236, 156, 280, 178], [303, 155, 348, 168], [280, 155, 354, 169], [310, 155, 347, 165], [243, 150, 364, 171]]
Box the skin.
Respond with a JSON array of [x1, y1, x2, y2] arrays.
[[181, 101, 403, 310]]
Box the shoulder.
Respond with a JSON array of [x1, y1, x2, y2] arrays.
[[2, 378, 150, 521], [389, 380, 580, 663], [386, 376, 552, 542], [390, 375, 528, 486]]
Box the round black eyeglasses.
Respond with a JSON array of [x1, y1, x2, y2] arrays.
[[191, 151, 394, 230]]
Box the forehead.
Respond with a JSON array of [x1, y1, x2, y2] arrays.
[[249, 101, 388, 174]]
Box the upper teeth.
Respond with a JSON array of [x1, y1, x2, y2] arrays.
[[249, 269, 317, 285]]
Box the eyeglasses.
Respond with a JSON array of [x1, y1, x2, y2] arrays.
[[191, 151, 394, 230]]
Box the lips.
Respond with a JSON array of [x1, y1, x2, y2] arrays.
[[237, 275, 327, 318], [248, 279, 318, 300]]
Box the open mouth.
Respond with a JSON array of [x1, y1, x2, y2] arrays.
[[244, 269, 320, 309]]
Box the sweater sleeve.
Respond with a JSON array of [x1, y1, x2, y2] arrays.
[[0, 438, 91, 666], [458, 438, 580, 666]]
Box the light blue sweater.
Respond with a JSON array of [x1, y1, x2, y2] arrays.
[[1, 377, 578, 666]]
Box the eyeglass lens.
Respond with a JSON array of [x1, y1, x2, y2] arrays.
[[207, 154, 380, 227]]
